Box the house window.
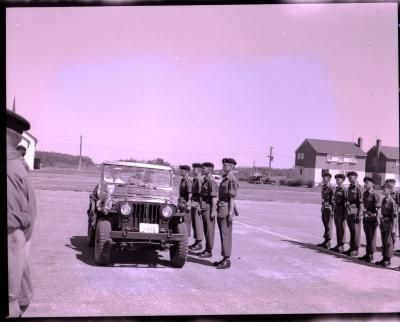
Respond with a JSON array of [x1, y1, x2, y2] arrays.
[[297, 153, 304, 160], [396, 160, 399, 167], [372, 158, 376, 166], [300, 168, 303, 175], [337, 154, 344, 163]]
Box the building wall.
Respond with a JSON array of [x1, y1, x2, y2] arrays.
[[19, 132, 36, 170], [295, 140, 317, 168], [366, 147, 387, 173], [315, 154, 366, 172], [294, 166, 365, 186]]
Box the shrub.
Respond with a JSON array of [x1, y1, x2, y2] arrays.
[[306, 180, 314, 188], [279, 178, 288, 186]]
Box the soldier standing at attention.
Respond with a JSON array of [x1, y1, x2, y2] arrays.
[[178, 165, 193, 239], [16, 145, 29, 172], [345, 171, 364, 257], [7, 109, 37, 317], [189, 163, 204, 251], [385, 179, 399, 252], [358, 177, 381, 263], [331, 174, 347, 254], [375, 184, 397, 267], [197, 162, 219, 258], [214, 158, 239, 269], [317, 172, 334, 249]]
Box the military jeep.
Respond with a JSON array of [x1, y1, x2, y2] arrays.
[[86, 161, 188, 267]]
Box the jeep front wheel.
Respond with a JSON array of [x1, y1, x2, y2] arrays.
[[87, 220, 95, 247], [169, 222, 188, 268], [94, 218, 112, 265]]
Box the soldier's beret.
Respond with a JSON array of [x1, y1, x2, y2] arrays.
[[179, 165, 190, 171], [202, 162, 214, 169], [222, 158, 237, 166], [346, 171, 358, 177], [385, 179, 396, 184], [363, 177, 374, 183], [334, 174, 345, 180], [192, 163, 202, 169], [322, 172, 332, 178], [6, 109, 30, 133], [16, 145, 27, 151]]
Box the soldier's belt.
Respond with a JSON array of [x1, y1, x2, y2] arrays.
[[218, 200, 229, 206]]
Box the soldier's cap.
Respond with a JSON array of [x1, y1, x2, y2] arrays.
[[202, 162, 214, 169], [192, 163, 203, 169], [222, 158, 237, 166], [179, 165, 190, 171], [322, 172, 332, 178], [385, 179, 396, 184], [363, 177, 374, 184], [334, 174, 345, 180], [6, 109, 30, 133], [16, 145, 27, 151], [346, 171, 358, 177]]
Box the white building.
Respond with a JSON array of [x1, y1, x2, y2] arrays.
[[18, 131, 38, 170]]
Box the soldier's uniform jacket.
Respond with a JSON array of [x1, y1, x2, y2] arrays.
[[389, 190, 400, 212], [380, 196, 398, 232], [217, 173, 239, 218], [191, 176, 203, 207], [346, 183, 364, 215], [179, 176, 193, 202], [321, 183, 334, 211], [334, 185, 348, 208], [363, 189, 381, 219], [200, 173, 218, 210], [7, 149, 37, 241]]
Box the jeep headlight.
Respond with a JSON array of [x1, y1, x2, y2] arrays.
[[160, 205, 174, 219], [120, 203, 132, 216], [107, 184, 115, 194]]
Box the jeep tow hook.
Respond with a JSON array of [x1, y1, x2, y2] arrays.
[[122, 227, 128, 238]]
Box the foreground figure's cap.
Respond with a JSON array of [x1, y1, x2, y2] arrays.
[[202, 162, 214, 169], [192, 163, 203, 169], [385, 179, 396, 184], [335, 174, 345, 180], [179, 165, 191, 171], [222, 158, 237, 166], [363, 177, 374, 184], [322, 172, 332, 178], [346, 171, 358, 177], [6, 109, 30, 133]]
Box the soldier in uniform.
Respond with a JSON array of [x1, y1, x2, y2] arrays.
[[7, 109, 37, 317], [344, 171, 364, 257], [317, 172, 334, 249], [385, 179, 399, 252], [189, 163, 204, 251], [197, 162, 219, 258], [331, 173, 347, 253], [178, 165, 193, 239], [214, 158, 239, 269], [376, 184, 397, 267], [358, 177, 381, 263], [16, 145, 30, 172]]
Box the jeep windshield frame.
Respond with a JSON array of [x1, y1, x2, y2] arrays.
[[101, 164, 173, 189]]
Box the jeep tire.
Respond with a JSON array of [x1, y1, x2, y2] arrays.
[[94, 218, 112, 265], [170, 222, 188, 268], [87, 220, 95, 247]]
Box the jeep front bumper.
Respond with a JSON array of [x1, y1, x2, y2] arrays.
[[109, 231, 184, 242]]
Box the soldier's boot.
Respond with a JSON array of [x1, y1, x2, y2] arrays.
[[382, 257, 391, 267], [216, 258, 231, 269], [189, 241, 203, 251], [357, 254, 369, 261], [322, 240, 331, 249], [365, 254, 374, 263], [198, 250, 212, 258], [375, 259, 385, 266], [317, 241, 326, 247]]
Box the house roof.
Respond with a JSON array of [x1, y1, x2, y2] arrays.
[[380, 146, 399, 160], [298, 138, 367, 156]]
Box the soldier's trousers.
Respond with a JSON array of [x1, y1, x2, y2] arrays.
[[363, 217, 378, 255], [19, 240, 33, 308], [334, 207, 346, 246], [201, 209, 216, 252], [346, 215, 361, 251], [184, 210, 192, 238], [321, 208, 333, 242], [217, 216, 233, 258], [380, 220, 394, 258], [191, 206, 204, 241]]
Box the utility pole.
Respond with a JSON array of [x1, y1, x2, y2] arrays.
[[267, 146, 274, 179], [78, 135, 82, 170]]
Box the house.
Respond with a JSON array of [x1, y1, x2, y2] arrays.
[[293, 138, 367, 186], [365, 139, 399, 188], [18, 131, 38, 170]]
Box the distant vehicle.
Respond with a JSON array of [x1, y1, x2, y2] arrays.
[[86, 161, 188, 267], [212, 174, 223, 185], [248, 175, 276, 185]]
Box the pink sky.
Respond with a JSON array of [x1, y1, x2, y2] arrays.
[[6, 3, 398, 168]]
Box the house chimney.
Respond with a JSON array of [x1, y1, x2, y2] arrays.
[[357, 137, 363, 149], [376, 139, 381, 157]]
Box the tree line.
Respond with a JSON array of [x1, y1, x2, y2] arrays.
[[35, 151, 95, 168]]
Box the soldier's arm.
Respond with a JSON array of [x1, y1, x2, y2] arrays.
[[186, 179, 193, 207], [228, 179, 238, 215], [357, 186, 364, 217], [375, 193, 381, 220], [210, 181, 218, 217], [8, 229, 27, 317]]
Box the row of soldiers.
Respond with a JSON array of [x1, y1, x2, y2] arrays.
[[177, 158, 239, 269], [319, 171, 399, 268]]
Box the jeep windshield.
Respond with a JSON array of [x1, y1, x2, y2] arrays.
[[103, 165, 172, 188]]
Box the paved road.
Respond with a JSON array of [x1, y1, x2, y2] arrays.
[[25, 190, 400, 317]]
